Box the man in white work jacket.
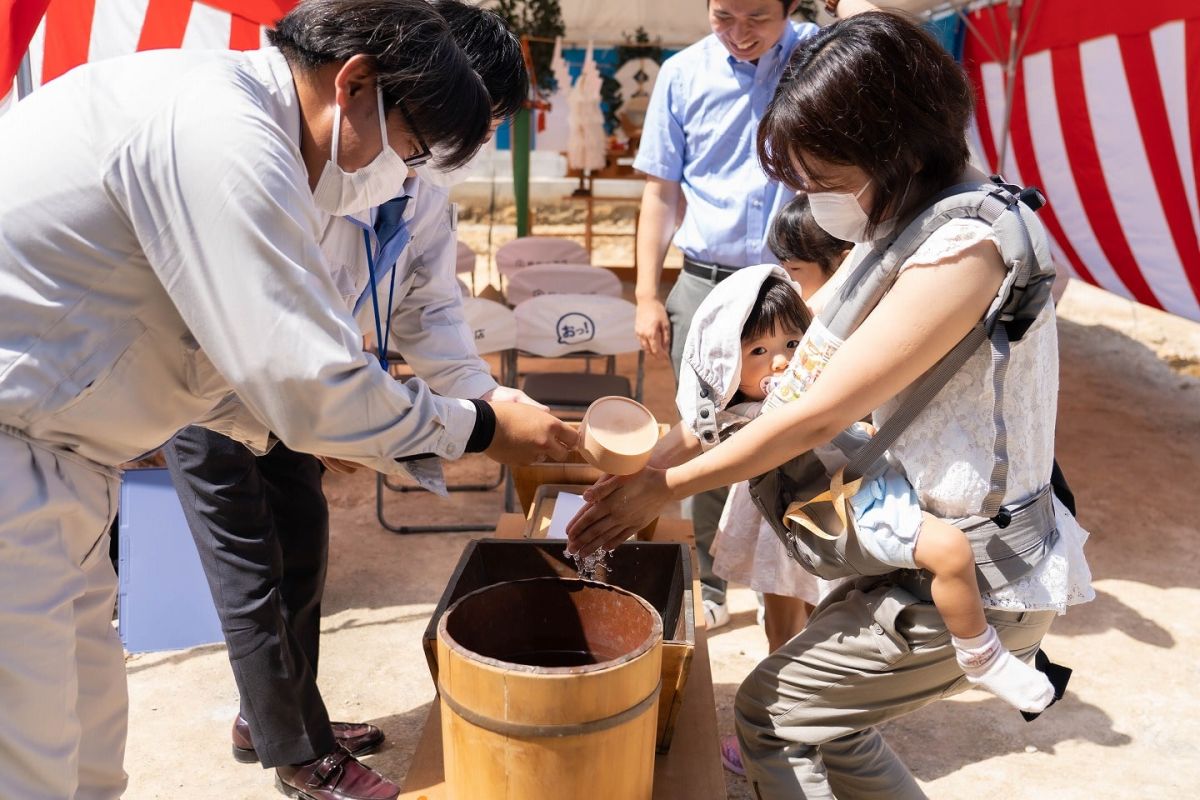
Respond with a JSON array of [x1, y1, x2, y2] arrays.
[[0, 1, 575, 797], [165, 175, 521, 800], [161, 6, 535, 797]]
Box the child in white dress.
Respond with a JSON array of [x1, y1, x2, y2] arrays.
[[714, 195, 853, 654]]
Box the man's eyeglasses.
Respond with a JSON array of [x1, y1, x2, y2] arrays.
[[396, 100, 432, 168]]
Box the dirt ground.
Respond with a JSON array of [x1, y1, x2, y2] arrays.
[[123, 215, 1200, 798]]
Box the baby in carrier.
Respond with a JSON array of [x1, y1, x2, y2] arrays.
[[675, 262, 1055, 714]]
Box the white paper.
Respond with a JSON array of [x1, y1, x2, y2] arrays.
[[546, 492, 586, 540]]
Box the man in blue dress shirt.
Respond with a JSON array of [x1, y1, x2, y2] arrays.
[[632, 0, 819, 629], [632, 0, 873, 629]]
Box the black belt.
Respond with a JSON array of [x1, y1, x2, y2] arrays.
[[682, 257, 740, 284]]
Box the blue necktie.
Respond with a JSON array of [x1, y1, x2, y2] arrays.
[[366, 196, 411, 370], [374, 195, 409, 250]]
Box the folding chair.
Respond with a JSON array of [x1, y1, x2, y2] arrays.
[[505, 263, 622, 307], [455, 240, 478, 295], [511, 293, 644, 419], [495, 236, 589, 292], [507, 294, 647, 514], [375, 297, 519, 533]]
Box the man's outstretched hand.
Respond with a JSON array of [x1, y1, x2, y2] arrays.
[[484, 402, 578, 465]]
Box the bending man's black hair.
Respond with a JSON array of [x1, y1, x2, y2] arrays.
[[433, 0, 528, 121], [269, 0, 491, 170]]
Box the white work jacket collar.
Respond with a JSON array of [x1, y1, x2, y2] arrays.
[[244, 47, 303, 149]]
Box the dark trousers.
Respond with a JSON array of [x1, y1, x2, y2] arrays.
[[163, 426, 335, 768]]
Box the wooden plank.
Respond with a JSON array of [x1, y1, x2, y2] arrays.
[[653, 582, 726, 797], [401, 514, 726, 800], [655, 642, 695, 753], [397, 703, 447, 800]]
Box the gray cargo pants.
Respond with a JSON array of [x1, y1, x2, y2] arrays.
[[735, 577, 1055, 799]]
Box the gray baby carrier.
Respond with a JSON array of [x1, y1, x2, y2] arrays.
[[747, 176, 1061, 595]]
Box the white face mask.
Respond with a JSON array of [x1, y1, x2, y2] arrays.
[[416, 163, 466, 190], [312, 86, 410, 217], [807, 180, 880, 244]]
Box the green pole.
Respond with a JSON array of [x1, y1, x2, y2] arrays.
[[512, 106, 532, 237]]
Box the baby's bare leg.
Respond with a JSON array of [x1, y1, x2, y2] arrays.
[[914, 514, 1054, 713], [913, 515, 987, 638]]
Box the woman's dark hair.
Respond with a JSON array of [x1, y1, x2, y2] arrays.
[[757, 11, 974, 237], [742, 275, 812, 342], [268, 0, 490, 170], [432, 0, 528, 121], [767, 194, 851, 276]]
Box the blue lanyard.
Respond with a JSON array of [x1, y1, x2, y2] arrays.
[[364, 228, 400, 371]]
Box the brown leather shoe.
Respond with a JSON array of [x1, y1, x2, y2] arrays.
[[232, 715, 385, 764], [275, 749, 399, 800]]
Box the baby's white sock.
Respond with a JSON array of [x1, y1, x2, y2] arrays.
[[952, 625, 1055, 713]]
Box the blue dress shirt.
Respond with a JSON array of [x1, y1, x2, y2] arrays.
[[633, 20, 819, 268]]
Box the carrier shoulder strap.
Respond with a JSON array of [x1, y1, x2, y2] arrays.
[[830, 176, 1053, 521]]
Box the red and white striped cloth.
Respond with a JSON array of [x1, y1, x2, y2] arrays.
[[1, 0, 294, 111], [964, 0, 1200, 322]]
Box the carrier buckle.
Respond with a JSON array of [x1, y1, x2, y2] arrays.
[[1019, 187, 1047, 212]]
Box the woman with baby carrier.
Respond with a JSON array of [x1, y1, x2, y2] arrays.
[[568, 10, 1094, 798]]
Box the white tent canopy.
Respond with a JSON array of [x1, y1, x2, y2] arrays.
[[560, 0, 710, 46], [557, 1, 985, 47]]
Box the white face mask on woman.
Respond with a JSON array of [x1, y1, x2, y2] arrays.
[[807, 180, 879, 244], [312, 86, 411, 217]]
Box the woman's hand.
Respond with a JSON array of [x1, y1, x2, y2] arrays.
[[566, 466, 672, 557]]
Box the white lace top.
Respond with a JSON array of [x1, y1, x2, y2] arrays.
[[874, 219, 1094, 613]]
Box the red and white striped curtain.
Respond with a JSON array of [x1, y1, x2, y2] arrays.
[[964, 0, 1200, 322], [1, 0, 295, 107]]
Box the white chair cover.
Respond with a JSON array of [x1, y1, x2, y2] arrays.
[[455, 240, 477, 275], [496, 236, 589, 277], [514, 294, 638, 357], [461, 297, 518, 356], [506, 264, 622, 307]]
